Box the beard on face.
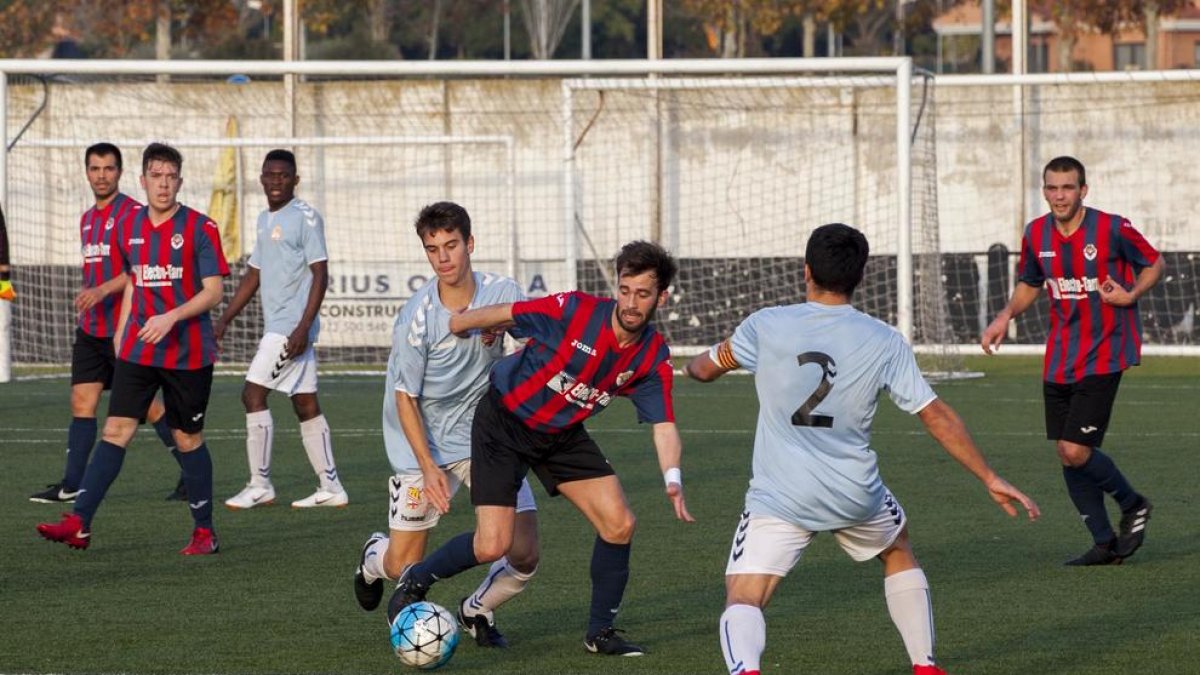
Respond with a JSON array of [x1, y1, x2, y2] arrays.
[[616, 302, 657, 333]]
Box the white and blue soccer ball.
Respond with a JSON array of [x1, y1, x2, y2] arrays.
[[389, 601, 460, 670]]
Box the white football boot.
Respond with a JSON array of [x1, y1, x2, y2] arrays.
[[291, 486, 349, 509], [224, 482, 276, 510]]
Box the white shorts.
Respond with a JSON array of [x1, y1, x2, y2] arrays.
[[245, 332, 318, 395], [726, 489, 908, 576], [388, 459, 538, 532]]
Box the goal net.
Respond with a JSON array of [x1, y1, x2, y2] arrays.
[[564, 72, 967, 376], [3, 73, 517, 369]]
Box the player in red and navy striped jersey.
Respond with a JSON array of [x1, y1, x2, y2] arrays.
[[38, 143, 229, 555], [390, 240, 694, 657], [983, 156, 1164, 566], [29, 143, 184, 506]]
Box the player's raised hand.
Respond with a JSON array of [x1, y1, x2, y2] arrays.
[[138, 313, 177, 344], [421, 465, 452, 515], [980, 313, 1010, 355], [665, 482, 695, 523], [1099, 278, 1135, 307], [984, 475, 1040, 521]]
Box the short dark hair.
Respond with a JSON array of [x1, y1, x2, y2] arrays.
[[263, 148, 296, 171], [805, 223, 869, 296], [1043, 156, 1086, 186], [414, 201, 471, 240], [141, 142, 182, 174], [85, 142, 122, 170], [614, 240, 677, 294]]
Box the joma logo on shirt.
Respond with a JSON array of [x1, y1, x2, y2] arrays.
[[547, 371, 612, 410], [571, 339, 597, 356]]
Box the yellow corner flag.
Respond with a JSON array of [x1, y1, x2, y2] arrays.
[[208, 116, 240, 260]]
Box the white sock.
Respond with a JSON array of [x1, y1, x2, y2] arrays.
[[720, 604, 765, 675], [245, 410, 273, 486], [361, 536, 390, 584], [299, 414, 342, 492], [885, 567, 936, 666], [462, 558, 536, 620]]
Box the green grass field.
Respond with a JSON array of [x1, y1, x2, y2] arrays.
[[2, 356, 1198, 674]]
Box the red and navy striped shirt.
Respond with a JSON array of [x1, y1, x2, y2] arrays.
[[117, 204, 230, 370], [79, 193, 142, 337], [490, 291, 675, 433], [1017, 208, 1160, 384]]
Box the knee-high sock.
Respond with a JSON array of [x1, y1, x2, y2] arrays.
[[588, 536, 631, 637], [1063, 464, 1114, 544], [245, 410, 273, 485], [62, 417, 98, 491], [410, 531, 480, 587], [299, 414, 341, 492], [463, 558, 537, 619], [720, 604, 766, 675], [151, 417, 176, 450], [1078, 449, 1139, 511], [361, 536, 390, 584], [885, 568, 936, 667], [73, 440, 125, 527], [177, 444, 214, 530]]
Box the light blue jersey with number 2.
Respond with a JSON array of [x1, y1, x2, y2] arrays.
[[729, 301, 937, 530]]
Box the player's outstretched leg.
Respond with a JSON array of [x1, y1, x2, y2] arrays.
[[885, 568, 941, 673], [584, 535, 643, 656], [354, 531, 388, 611], [458, 557, 537, 648], [719, 604, 765, 675]]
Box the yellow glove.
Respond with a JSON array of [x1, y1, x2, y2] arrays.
[[0, 279, 15, 302]]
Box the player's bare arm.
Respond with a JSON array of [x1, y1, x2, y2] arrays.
[[113, 279, 135, 351], [981, 282, 1042, 354], [1100, 256, 1165, 307], [395, 390, 452, 514], [685, 338, 738, 382], [139, 275, 224, 345], [652, 422, 695, 523], [75, 272, 128, 312], [916, 398, 1041, 520], [448, 302, 514, 335], [214, 266, 261, 343], [285, 260, 328, 358]]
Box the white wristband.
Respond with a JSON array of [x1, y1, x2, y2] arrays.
[[663, 467, 682, 487]]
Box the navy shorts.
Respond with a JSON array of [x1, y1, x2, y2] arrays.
[[108, 360, 214, 434], [1043, 371, 1122, 448], [470, 386, 615, 507], [70, 328, 116, 388]]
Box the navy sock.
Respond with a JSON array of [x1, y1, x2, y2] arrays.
[[177, 444, 214, 529], [1063, 465, 1114, 544], [588, 536, 632, 637], [1078, 449, 1139, 512], [62, 417, 98, 491], [151, 418, 176, 450], [73, 440, 126, 528], [411, 531, 479, 587]]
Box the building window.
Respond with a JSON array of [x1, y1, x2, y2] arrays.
[[1194, 41, 1200, 67], [1030, 38, 1050, 73], [1115, 42, 1145, 70]]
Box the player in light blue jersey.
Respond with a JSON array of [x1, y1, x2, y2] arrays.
[[353, 202, 539, 649], [687, 223, 1040, 675], [215, 149, 347, 510]]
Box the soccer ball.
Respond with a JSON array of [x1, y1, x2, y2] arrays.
[[389, 601, 460, 670]]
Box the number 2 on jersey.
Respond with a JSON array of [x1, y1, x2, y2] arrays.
[[791, 352, 836, 428]]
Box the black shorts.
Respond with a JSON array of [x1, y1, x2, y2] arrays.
[[1044, 372, 1122, 448], [70, 328, 116, 388], [470, 386, 615, 507], [108, 360, 214, 434]]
